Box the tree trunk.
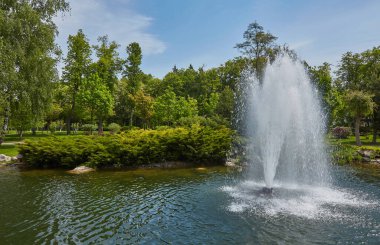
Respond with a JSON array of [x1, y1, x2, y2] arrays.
[[98, 118, 103, 135], [129, 109, 134, 127], [0, 105, 10, 145], [373, 112, 379, 144], [18, 130, 23, 139], [67, 94, 76, 135], [355, 117, 362, 146]]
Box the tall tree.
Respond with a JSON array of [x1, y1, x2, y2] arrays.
[[122, 42, 143, 126], [336, 52, 364, 91], [93, 36, 122, 92], [0, 0, 69, 144], [62, 29, 92, 135], [362, 47, 380, 143], [92, 36, 121, 133], [235, 21, 277, 78]]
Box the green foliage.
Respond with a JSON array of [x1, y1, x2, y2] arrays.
[[63, 29, 92, 134], [0, 0, 69, 142], [78, 73, 114, 121], [19, 126, 234, 168], [235, 21, 278, 77], [108, 123, 121, 134], [344, 90, 375, 119], [123, 42, 143, 94], [153, 89, 198, 125]]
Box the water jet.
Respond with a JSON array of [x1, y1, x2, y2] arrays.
[[246, 54, 330, 188]]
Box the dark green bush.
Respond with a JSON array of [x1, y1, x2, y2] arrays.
[[19, 125, 234, 168]]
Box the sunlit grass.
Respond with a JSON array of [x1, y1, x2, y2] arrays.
[[0, 144, 18, 157], [329, 135, 380, 149]]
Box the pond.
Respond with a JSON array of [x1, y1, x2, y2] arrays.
[[0, 166, 379, 244]]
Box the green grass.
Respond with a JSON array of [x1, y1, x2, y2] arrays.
[[1, 130, 87, 157], [3, 130, 86, 143], [329, 135, 380, 149], [0, 144, 18, 157]]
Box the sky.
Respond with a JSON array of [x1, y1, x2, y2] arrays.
[[54, 0, 380, 78]]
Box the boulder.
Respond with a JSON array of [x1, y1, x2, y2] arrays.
[[357, 150, 373, 158], [0, 154, 11, 162], [68, 166, 95, 174]]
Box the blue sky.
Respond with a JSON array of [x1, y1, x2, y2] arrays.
[[54, 0, 380, 78]]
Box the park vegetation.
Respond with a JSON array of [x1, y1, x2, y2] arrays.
[[1, 1, 379, 167]]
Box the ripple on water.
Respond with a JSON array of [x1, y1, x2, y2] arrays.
[[222, 180, 379, 221]]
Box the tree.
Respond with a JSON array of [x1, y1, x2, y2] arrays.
[[235, 21, 278, 78], [344, 90, 376, 146], [122, 42, 143, 126], [63, 29, 92, 134], [77, 73, 114, 135], [336, 52, 364, 91], [361, 47, 380, 143], [0, 0, 69, 144], [216, 86, 234, 120], [93, 36, 122, 92], [92, 36, 121, 133], [308, 62, 337, 126], [131, 89, 154, 128], [153, 89, 198, 125]]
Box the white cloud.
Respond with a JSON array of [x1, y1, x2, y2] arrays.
[[54, 0, 166, 57]]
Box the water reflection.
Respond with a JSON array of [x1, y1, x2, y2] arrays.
[[0, 166, 379, 244]]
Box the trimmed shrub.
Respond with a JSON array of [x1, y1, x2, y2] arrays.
[[18, 126, 234, 168], [108, 123, 121, 134], [332, 127, 351, 139]]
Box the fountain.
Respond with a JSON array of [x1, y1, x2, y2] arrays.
[[246, 54, 331, 190]]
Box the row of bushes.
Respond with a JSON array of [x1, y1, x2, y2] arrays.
[[19, 125, 234, 168]]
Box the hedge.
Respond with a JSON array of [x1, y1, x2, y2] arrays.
[[18, 125, 234, 168]]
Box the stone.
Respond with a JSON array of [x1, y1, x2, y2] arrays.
[[16, 154, 23, 159], [0, 154, 11, 162], [357, 150, 373, 158], [68, 166, 95, 174]]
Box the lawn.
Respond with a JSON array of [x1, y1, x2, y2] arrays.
[[0, 144, 18, 157], [329, 135, 380, 150], [0, 130, 87, 157]]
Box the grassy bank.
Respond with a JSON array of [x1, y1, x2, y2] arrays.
[[19, 126, 234, 169], [330, 135, 380, 165]]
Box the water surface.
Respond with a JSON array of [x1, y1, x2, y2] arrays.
[[0, 166, 379, 244]]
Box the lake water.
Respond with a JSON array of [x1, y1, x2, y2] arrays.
[[0, 166, 379, 244]]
